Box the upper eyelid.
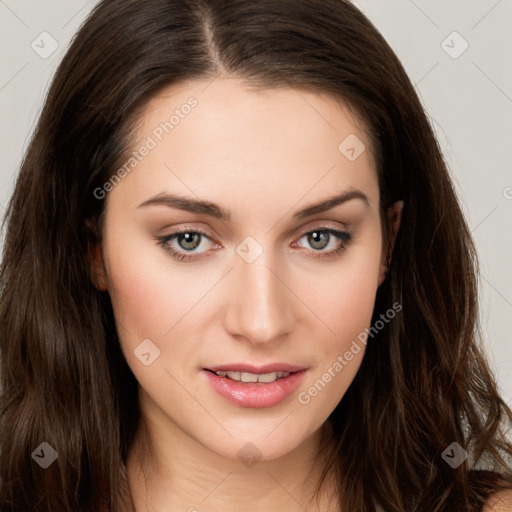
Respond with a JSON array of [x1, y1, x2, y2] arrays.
[[162, 219, 349, 239]]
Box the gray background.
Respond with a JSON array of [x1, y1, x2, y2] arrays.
[[1, 0, 511, 404]]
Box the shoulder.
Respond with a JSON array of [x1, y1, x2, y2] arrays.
[[482, 489, 512, 511]]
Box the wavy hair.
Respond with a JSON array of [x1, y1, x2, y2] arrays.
[[1, 0, 511, 510]]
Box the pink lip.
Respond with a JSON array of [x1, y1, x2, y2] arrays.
[[204, 363, 307, 374], [202, 368, 308, 408]]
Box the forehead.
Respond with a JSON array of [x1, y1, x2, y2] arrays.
[[107, 77, 378, 217], [137, 77, 372, 155]]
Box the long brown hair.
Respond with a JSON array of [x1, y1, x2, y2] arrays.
[[1, 0, 511, 510]]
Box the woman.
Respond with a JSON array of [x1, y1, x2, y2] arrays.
[[1, 0, 511, 510]]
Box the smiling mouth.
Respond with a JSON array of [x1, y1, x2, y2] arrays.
[[205, 369, 293, 384], [202, 367, 307, 408]]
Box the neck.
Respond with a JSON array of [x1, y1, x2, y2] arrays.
[[126, 414, 339, 512]]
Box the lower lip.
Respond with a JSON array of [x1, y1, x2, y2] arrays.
[[202, 369, 307, 408]]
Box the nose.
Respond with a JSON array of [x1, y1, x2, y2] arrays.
[[223, 248, 294, 346]]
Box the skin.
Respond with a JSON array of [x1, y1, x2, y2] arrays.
[[90, 77, 403, 511], [483, 491, 512, 512]]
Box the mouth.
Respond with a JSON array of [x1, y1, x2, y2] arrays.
[[201, 363, 308, 408]]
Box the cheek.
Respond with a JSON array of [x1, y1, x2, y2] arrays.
[[103, 226, 228, 399], [106, 244, 163, 336], [310, 234, 382, 345], [102, 226, 191, 364], [297, 235, 382, 403]]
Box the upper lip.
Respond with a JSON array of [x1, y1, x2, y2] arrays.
[[204, 363, 307, 374]]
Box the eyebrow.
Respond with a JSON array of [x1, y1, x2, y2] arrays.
[[138, 189, 370, 221]]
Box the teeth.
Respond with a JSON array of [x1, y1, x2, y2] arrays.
[[214, 370, 291, 383]]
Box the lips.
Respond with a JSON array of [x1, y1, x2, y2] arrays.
[[202, 363, 308, 408]]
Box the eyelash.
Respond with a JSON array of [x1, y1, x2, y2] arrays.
[[156, 226, 354, 262]]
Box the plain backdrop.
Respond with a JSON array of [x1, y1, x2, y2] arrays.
[[1, 0, 511, 405]]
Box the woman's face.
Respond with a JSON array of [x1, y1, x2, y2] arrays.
[[92, 77, 390, 462]]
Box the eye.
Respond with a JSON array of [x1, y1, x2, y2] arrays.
[[156, 229, 216, 262], [156, 226, 354, 262], [293, 227, 353, 259]]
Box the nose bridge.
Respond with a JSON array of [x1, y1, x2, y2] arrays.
[[225, 242, 293, 344]]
